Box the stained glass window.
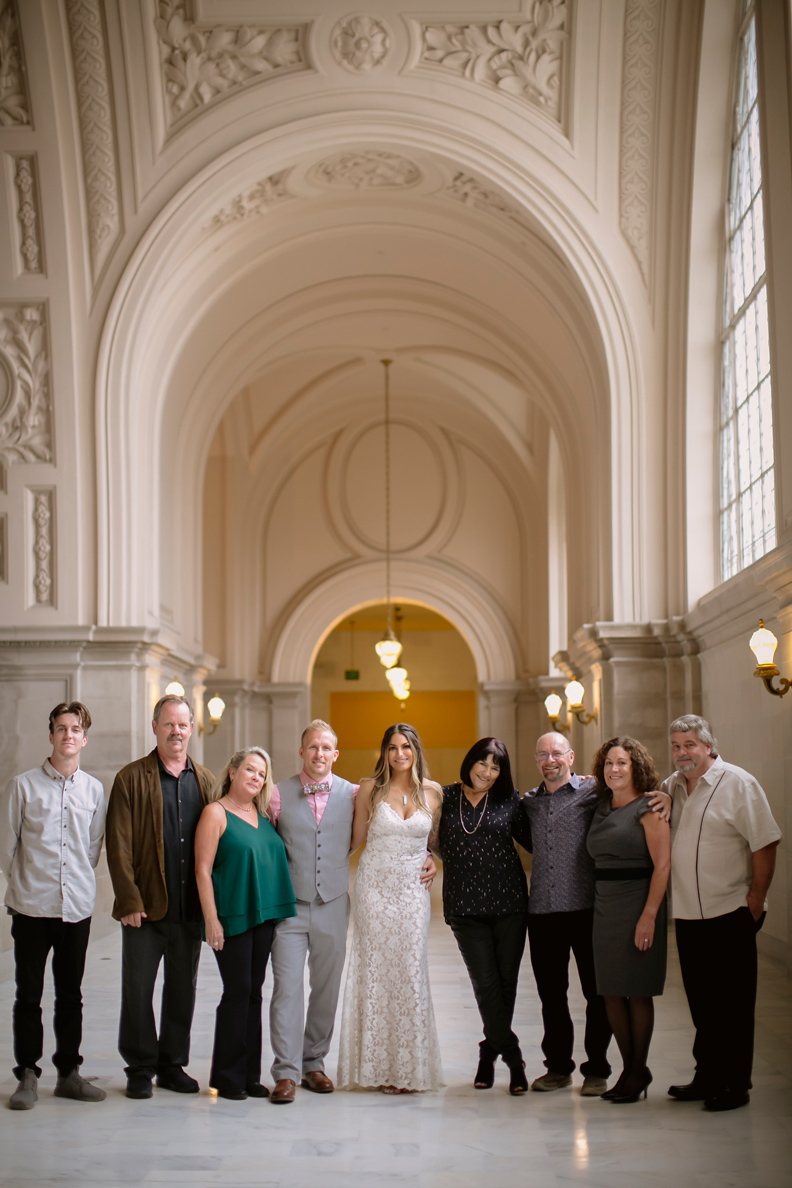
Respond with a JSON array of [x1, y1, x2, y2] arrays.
[[720, 11, 775, 580]]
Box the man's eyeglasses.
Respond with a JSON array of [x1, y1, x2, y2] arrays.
[[536, 751, 570, 761]]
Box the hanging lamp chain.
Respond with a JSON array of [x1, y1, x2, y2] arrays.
[[382, 359, 393, 636]]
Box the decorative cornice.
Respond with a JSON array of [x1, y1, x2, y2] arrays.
[[420, 5, 567, 120], [443, 171, 536, 234], [0, 0, 30, 126], [207, 170, 293, 230], [330, 14, 390, 73], [154, 1, 306, 130], [0, 304, 52, 467], [65, 0, 122, 284], [619, 0, 660, 286], [308, 151, 421, 189], [13, 155, 43, 274]]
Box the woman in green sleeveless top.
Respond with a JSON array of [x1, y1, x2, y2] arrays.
[[195, 747, 296, 1099]]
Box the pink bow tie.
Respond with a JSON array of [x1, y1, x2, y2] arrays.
[[304, 782, 330, 795]]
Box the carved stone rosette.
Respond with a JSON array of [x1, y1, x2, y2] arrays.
[[13, 155, 43, 273], [0, 305, 52, 468], [154, 1, 306, 129], [30, 488, 54, 606], [0, 0, 31, 126], [308, 151, 421, 189], [208, 170, 293, 231], [619, 0, 660, 286], [421, 4, 567, 120], [330, 14, 390, 73], [65, 0, 122, 284]]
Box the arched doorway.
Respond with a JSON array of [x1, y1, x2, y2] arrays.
[[312, 602, 477, 786]]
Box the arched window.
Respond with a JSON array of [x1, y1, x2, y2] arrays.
[[719, 3, 776, 580]]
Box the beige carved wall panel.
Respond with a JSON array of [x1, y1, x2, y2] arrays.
[[0, 304, 52, 468], [0, 0, 30, 126], [7, 153, 44, 274], [619, 0, 661, 287]]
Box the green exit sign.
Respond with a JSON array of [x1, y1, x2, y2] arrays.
[[345, 669, 360, 681]]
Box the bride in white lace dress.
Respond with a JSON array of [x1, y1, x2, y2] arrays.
[[337, 724, 444, 1092]]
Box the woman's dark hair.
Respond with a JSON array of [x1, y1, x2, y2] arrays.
[[591, 735, 660, 799], [459, 737, 514, 802]]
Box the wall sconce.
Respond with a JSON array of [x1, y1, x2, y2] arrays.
[[543, 691, 569, 734], [165, 680, 185, 697], [199, 693, 226, 735], [564, 679, 597, 725], [749, 620, 790, 698]]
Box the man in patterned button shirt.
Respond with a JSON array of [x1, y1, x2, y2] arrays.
[[521, 732, 612, 1095]]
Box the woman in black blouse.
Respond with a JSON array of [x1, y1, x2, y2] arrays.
[[433, 738, 532, 1095]]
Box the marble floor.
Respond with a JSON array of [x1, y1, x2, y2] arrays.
[[1, 887, 790, 1188]]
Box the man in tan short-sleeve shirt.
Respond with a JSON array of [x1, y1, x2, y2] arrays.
[[662, 715, 780, 1113]]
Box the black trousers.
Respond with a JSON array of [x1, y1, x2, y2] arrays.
[[527, 908, 612, 1077], [675, 906, 763, 1095], [448, 912, 527, 1063], [11, 912, 92, 1079], [211, 921, 276, 1095], [118, 919, 201, 1079]]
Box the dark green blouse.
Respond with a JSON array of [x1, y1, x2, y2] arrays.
[[208, 808, 296, 937]]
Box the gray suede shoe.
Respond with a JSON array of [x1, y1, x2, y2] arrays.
[[53, 1069, 106, 1102], [10, 1069, 38, 1110]]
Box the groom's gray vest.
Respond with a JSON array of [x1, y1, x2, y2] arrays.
[[276, 774, 356, 903]]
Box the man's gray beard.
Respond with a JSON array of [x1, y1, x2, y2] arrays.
[[675, 759, 696, 773]]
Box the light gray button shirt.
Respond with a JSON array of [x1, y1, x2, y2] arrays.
[[0, 759, 106, 922]]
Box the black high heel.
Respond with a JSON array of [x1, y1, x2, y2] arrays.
[[600, 1074, 627, 1101], [607, 1068, 652, 1104], [474, 1045, 495, 1089], [506, 1059, 528, 1096]]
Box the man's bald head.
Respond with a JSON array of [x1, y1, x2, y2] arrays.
[[535, 732, 574, 792]]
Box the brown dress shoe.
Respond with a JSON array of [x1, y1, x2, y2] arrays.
[[301, 1070, 334, 1093], [270, 1078, 296, 1104]]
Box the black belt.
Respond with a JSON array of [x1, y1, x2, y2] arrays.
[[594, 867, 653, 881]]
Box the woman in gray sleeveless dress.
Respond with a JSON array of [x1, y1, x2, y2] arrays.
[[586, 737, 671, 1104]]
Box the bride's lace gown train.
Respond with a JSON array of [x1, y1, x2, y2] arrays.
[[337, 802, 444, 1091]]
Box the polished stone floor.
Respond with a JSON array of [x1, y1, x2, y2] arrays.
[[1, 887, 790, 1188]]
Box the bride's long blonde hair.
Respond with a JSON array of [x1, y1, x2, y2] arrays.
[[368, 723, 431, 819]]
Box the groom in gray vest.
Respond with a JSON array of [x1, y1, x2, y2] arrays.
[[267, 720, 356, 1103]]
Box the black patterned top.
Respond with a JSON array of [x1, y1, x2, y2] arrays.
[[437, 785, 531, 920], [521, 774, 599, 914]]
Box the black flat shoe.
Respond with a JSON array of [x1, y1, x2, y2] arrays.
[[156, 1068, 199, 1094], [216, 1087, 248, 1100], [668, 1079, 707, 1101], [704, 1091, 750, 1112], [246, 1083, 270, 1098], [474, 1051, 495, 1089]]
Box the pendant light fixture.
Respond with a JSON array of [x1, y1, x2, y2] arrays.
[[373, 359, 409, 699]]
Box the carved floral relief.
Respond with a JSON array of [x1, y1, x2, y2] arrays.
[[13, 155, 43, 274], [208, 170, 293, 230], [330, 14, 390, 73], [421, 3, 567, 119], [0, 0, 30, 126], [154, 1, 305, 128], [31, 489, 53, 605], [620, 0, 660, 286], [308, 151, 421, 190], [0, 305, 52, 468]]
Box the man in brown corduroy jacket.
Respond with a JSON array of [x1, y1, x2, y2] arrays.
[[106, 694, 214, 1100]]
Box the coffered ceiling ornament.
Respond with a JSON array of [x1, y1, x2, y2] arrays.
[[619, 0, 660, 286], [308, 152, 422, 190], [154, 1, 306, 128], [207, 170, 293, 231], [0, 0, 30, 125], [330, 14, 390, 73], [444, 171, 535, 235], [66, 0, 122, 284], [0, 305, 52, 468], [421, 2, 567, 119]]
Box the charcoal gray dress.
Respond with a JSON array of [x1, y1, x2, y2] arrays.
[[586, 797, 667, 997]]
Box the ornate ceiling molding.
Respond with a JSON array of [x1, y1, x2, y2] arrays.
[[0, 304, 52, 468], [619, 0, 660, 287], [154, 1, 307, 130], [307, 151, 422, 190], [207, 170, 294, 230], [330, 14, 391, 74], [12, 154, 43, 274], [443, 171, 536, 235], [66, 0, 122, 285], [0, 0, 30, 126], [419, 4, 567, 120]]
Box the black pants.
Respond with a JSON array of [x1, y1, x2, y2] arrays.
[[118, 919, 201, 1079], [11, 913, 92, 1079], [527, 908, 612, 1077], [675, 907, 763, 1095], [448, 912, 527, 1063], [211, 921, 276, 1095]]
